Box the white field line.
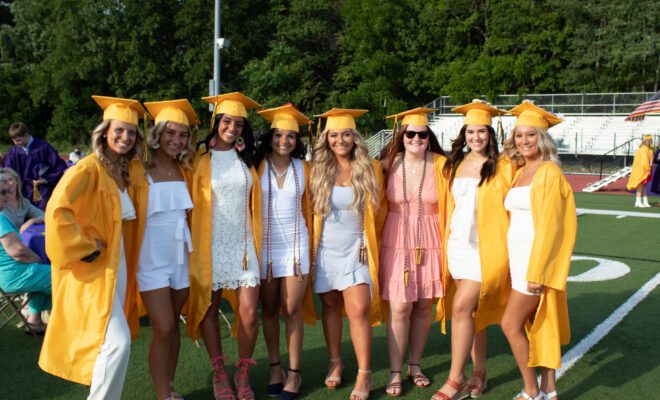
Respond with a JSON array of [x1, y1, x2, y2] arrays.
[[557, 272, 660, 379], [576, 208, 660, 219]]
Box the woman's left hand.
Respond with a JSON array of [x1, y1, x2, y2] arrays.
[[527, 281, 544, 295]]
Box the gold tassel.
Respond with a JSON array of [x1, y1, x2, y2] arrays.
[[389, 116, 398, 145], [296, 259, 302, 283], [359, 245, 367, 265], [266, 262, 273, 283], [308, 121, 314, 150], [32, 181, 42, 202], [210, 100, 219, 133], [242, 252, 248, 271], [497, 115, 504, 146], [404, 268, 409, 287], [415, 246, 423, 265]]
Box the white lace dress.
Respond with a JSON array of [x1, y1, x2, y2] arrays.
[[210, 149, 260, 290]]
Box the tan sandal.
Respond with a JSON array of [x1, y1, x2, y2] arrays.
[[385, 371, 402, 397], [408, 363, 430, 387], [324, 357, 343, 390], [350, 369, 371, 400], [432, 378, 469, 400], [468, 371, 487, 398]]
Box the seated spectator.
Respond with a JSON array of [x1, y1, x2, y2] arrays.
[[2, 122, 68, 210], [0, 168, 45, 232], [0, 179, 51, 334], [68, 146, 84, 164]]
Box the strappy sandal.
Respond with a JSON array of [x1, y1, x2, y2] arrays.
[[542, 390, 558, 400], [432, 378, 469, 400], [211, 355, 235, 400], [468, 371, 487, 398], [350, 369, 371, 400], [513, 390, 543, 400], [234, 358, 257, 400], [169, 381, 184, 400], [266, 361, 285, 397], [385, 371, 402, 397], [278, 368, 301, 400], [324, 357, 343, 390], [408, 363, 431, 387]]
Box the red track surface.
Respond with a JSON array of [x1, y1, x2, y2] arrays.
[[565, 174, 631, 194]]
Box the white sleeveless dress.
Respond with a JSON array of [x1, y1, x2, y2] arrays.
[[210, 149, 260, 290], [447, 178, 482, 282], [504, 186, 538, 296], [259, 158, 310, 279]]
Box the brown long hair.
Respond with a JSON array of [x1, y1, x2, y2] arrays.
[[381, 124, 444, 174], [442, 125, 499, 187], [310, 129, 379, 217]]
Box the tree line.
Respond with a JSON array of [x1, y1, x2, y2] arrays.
[[1, 0, 658, 148]]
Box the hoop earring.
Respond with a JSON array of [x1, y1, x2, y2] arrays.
[[151, 143, 160, 149], [514, 149, 521, 157]]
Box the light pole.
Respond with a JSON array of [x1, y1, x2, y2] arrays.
[[210, 0, 230, 105]]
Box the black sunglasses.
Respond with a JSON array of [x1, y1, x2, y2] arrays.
[[405, 130, 431, 140], [0, 189, 9, 196]]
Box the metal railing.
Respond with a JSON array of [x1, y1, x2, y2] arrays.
[[425, 92, 657, 118], [588, 138, 642, 178]]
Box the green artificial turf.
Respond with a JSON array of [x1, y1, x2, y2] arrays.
[[2, 192, 659, 399]]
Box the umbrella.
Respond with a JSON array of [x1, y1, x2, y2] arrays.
[[625, 90, 660, 121]]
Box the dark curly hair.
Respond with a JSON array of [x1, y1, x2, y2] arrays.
[[197, 113, 256, 167], [254, 128, 308, 166]]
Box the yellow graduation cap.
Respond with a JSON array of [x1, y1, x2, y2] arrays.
[[508, 100, 562, 130], [315, 108, 368, 131], [92, 95, 149, 126], [386, 107, 437, 127], [201, 92, 261, 118], [451, 100, 504, 126], [144, 99, 200, 127], [257, 104, 312, 133], [643, 134, 653, 141]]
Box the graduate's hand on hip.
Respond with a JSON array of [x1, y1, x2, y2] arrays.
[[527, 281, 544, 295]]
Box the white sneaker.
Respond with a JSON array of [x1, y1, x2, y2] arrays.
[[642, 197, 651, 207]]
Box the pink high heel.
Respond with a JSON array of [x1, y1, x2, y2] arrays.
[[211, 355, 235, 400], [234, 357, 257, 400]]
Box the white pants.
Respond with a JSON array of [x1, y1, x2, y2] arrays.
[[88, 241, 131, 400]]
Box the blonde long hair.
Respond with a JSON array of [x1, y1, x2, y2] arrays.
[[503, 126, 560, 167], [310, 128, 379, 217], [91, 119, 144, 185], [145, 121, 195, 170]]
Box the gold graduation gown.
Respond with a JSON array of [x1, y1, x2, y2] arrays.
[[186, 148, 261, 340], [257, 159, 318, 325], [435, 157, 514, 334], [520, 162, 577, 369], [39, 155, 143, 385], [626, 144, 653, 190], [124, 159, 193, 334], [311, 159, 387, 325]]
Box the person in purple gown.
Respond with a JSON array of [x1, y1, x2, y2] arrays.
[[2, 123, 67, 210]]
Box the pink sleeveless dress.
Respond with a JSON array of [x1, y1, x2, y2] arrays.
[[379, 170, 443, 302]]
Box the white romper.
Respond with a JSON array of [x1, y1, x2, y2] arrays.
[[447, 178, 482, 282], [259, 158, 310, 279], [504, 186, 539, 296], [210, 149, 260, 290], [137, 175, 193, 292]]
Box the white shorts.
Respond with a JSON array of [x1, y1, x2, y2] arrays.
[[137, 212, 191, 292]]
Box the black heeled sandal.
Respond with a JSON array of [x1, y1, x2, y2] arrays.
[[266, 362, 285, 397], [278, 368, 301, 400]]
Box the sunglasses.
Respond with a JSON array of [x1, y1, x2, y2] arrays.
[[405, 130, 431, 140], [0, 190, 9, 196]]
